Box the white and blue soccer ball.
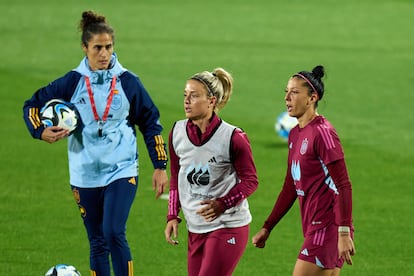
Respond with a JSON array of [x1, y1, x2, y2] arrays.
[[45, 264, 81, 276], [275, 111, 298, 140], [40, 99, 80, 134]]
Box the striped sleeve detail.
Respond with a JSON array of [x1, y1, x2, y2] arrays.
[[154, 135, 167, 161], [317, 124, 335, 150], [168, 189, 179, 218], [28, 107, 42, 129], [218, 191, 245, 210]]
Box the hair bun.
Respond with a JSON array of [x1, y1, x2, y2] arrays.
[[312, 65, 325, 80], [80, 10, 106, 32]]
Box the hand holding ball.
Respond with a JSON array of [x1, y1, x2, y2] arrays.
[[40, 99, 80, 135]]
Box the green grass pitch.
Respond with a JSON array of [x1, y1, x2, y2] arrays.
[[1, 0, 413, 275]]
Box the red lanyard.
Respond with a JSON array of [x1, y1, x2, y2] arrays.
[[85, 76, 116, 122], [85, 76, 117, 137]]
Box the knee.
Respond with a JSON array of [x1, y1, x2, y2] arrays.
[[103, 225, 126, 245], [89, 236, 109, 256]]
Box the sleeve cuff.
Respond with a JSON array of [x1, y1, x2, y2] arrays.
[[154, 161, 167, 170], [215, 198, 228, 213], [167, 215, 182, 223]]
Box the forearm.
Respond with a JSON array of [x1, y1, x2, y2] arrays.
[[167, 131, 181, 222], [263, 180, 297, 232], [167, 188, 181, 222], [217, 129, 258, 209], [216, 175, 258, 210], [263, 171, 297, 232], [328, 159, 353, 226]]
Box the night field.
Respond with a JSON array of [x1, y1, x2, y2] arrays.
[[1, 0, 413, 275]]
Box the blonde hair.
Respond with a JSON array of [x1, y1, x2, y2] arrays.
[[190, 67, 233, 112]]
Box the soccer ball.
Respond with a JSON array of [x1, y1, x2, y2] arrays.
[[275, 111, 298, 140], [45, 264, 81, 276], [40, 99, 80, 134]]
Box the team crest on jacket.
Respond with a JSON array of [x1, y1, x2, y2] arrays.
[[111, 94, 122, 110], [186, 163, 210, 186], [300, 138, 308, 155]]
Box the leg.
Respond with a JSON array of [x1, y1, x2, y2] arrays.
[[293, 259, 336, 276], [72, 186, 110, 276], [331, 268, 341, 276], [293, 225, 344, 276], [103, 177, 137, 276], [187, 232, 206, 276], [198, 225, 249, 276]]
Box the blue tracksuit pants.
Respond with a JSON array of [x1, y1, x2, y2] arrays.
[[72, 176, 138, 276]]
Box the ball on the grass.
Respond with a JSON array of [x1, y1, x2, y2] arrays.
[[275, 111, 298, 140], [40, 99, 80, 134], [45, 264, 81, 276]]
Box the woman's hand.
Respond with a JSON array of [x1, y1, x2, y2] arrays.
[[338, 232, 356, 265], [41, 127, 69, 143], [152, 169, 168, 199], [196, 199, 224, 222], [252, 228, 270, 248], [165, 219, 179, 245]]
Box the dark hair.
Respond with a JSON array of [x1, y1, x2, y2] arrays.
[[79, 10, 114, 47], [293, 65, 325, 104]]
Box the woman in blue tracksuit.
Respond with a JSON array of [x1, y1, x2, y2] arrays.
[[22, 10, 168, 276]]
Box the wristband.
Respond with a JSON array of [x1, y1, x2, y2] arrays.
[[338, 226, 350, 233]]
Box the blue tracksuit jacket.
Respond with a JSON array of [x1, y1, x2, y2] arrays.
[[23, 54, 167, 187]]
